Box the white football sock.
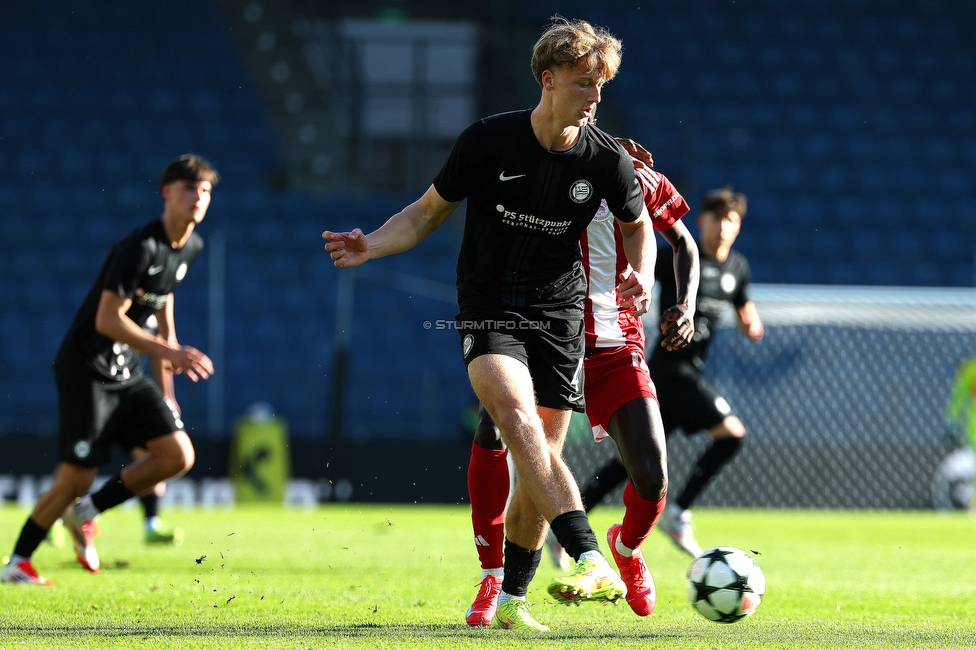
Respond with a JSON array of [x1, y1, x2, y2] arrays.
[[615, 535, 635, 558], [74, 495, 99, 522]]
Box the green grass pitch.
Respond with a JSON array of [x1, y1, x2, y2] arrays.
[[1, 504, 975, 649]]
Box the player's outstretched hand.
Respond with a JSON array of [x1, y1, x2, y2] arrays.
[[659, 306, 694, 351], [615, 137, 653, 170], [745, 320, 765, 341], [169, 346, 214, 382], [323, 228, 369, 268], [617, 270, 650, 316]]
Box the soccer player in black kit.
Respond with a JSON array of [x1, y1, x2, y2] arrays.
[[323, 17, 683, 631], [1, 155, 217, 585], [575, 187, 764, 558]]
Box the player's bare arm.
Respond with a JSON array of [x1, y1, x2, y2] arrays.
[[737, 301, 764, 341], [323, 185, 459, 268], [615, 137, 653, 170], [149, 296, 180, 408], [616, 209, 653, 314], [94, 290, 213, 382], [658, 219, 699, 351]]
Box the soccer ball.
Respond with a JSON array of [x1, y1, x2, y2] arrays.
[[687, 547, 765, 623]]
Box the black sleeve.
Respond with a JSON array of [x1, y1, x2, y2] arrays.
[[102, 237, 153, 300], [432, 121, 480, 203], [732, 254, 752, 309], [604, 141, 645, 223]]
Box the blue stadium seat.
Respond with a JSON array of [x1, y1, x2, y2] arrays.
[[856, 167, 888, 194], [937, 169, 967, 195], [844, 133, 880, 161], [785, 263, 819, 285], [776, 163, 808, 193], [834, 197, 865, 228], [28, 182, 68, 212], [18, 151, 55, 182], [82, 217, 117, 248], [848, 229, 883, 265], [764, 229, 800, 261], [817, 165, 847, 193], [910, 261, 942, 287], [933, 230, 968, 259], [827, 262, 862, 285], [890, 231, 924, 262], [953, 201, 976, 232], [59, 149, 96, 179], [915, 199, 945, 225], [116, 183, 154, 212], [0, 182, 24, 212], [865, 261, 908, 286], [949, 266, 975, 287], [810, 229, 842, 259]]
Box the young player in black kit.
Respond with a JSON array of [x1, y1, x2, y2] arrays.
[[324, 16, 679, 631], [1, 155, 217, 585], [465, 139, 698, 625], [574, 187, 764, 558]]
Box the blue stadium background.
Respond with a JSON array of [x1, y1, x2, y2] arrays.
[[1, 0, 974, 453]]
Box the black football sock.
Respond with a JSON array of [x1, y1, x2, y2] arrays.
[[676, 437, 743, 510], [580, 458, 629, 512], [90, 473, 137, 513], [13, 518, 49, 559], [500, 540, 542, 598], [140, 492, 159, 521], [550, 510, 600, 561]]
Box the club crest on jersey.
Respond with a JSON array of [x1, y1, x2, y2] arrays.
[[570, 179, 593, 203], [721, 273, 737, 293], [74, 440, 91, 459], [175, 262, 188, 282], [593, 199, 612, 223]]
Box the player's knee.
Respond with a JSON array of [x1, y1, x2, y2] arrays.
[[724, 416, 747, 439], [157, 434, 195, 478], [627, 457, 668, 501], [710, 417, 746, 441], [635, 474, 668, 502], [491, 409, 533, 443], [473, 417, 503, 450], [171, 439, 195, 476], [178, 444, 195, 474]]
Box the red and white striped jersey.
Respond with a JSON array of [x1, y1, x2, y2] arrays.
[[582, 166, 689, 347]]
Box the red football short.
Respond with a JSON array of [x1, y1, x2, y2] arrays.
[[584, 342, 658, 442]]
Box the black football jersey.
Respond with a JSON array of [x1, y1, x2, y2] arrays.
[[433, 110, 644, 314], [56, 220, 203, 383], [650, 246, 752, 372]]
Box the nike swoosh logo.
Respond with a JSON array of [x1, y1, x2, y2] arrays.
[[148, 265, 164, 275], [499, 172, 526, 181]]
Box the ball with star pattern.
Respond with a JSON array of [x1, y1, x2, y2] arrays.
[[687, 547, 766, 623]]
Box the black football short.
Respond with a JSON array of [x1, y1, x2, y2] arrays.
[[55, 367, 182, 468], [652, 364, 733, 436], [457, 309, 585, 412]]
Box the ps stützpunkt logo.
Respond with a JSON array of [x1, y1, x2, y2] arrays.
[[570, 179, 592, 203]]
